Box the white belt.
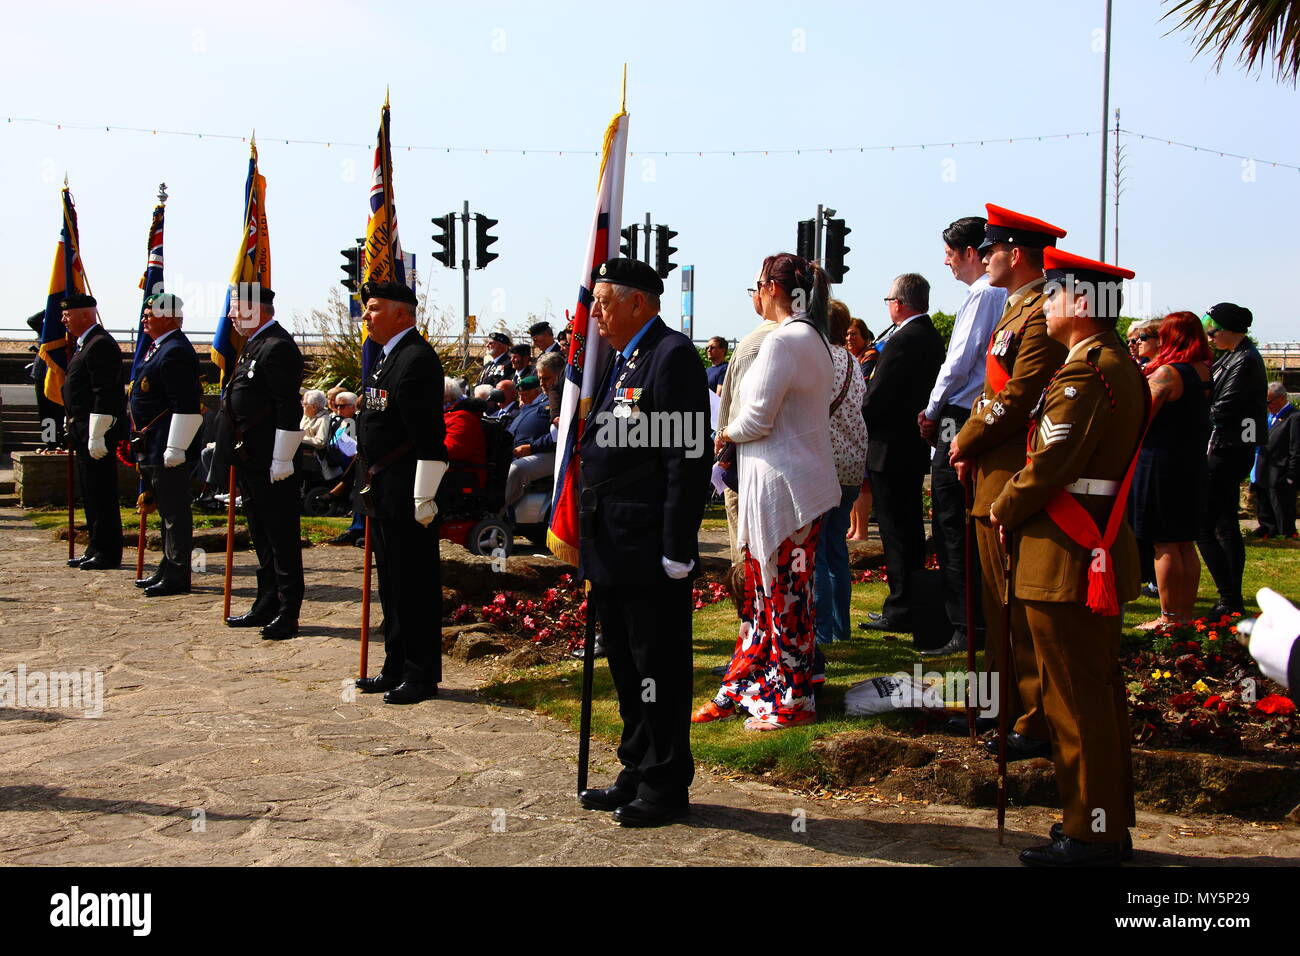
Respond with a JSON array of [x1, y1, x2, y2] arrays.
[[1066, 477, 1119, 496]]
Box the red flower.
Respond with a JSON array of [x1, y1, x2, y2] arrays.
[[1253, 694, 1297, 717], [1169, 691, 1198, 712], [1203, 695, 1223, 709]]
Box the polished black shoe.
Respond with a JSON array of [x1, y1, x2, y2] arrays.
[[946, 714, 998, 735], [260, 615, 299, 641], [67, 554, 91, 568], [983, 731, 1053, 761], [1140, 582, 1159, 599], [1050, 823, 1133, 862], [225, 607, 277, 628], [578, 786, 636, 811], [1209, 601, 1245, 619], [327, 530, 362, 546], [920, 631, 967, 656], [1020, 834, 1124, 867], [135, 572, 164, 589], [858, 615, 911, 632], [144, 579, 190, 597], [612, 798, 689, 828], [383, 681, 439, 705], [79, 556, 121, 571], [356, 673, 401, 694], [569, 633, 605, 659]]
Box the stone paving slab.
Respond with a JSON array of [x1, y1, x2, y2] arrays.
[[0, 506, 1296, 867]]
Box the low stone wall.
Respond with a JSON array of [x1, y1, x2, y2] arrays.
[[13, 451, 144, 507]]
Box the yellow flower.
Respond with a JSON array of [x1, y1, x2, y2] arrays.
[[1151, 670, 1161, 679], [1162, 671, 1172, 679], [1192, 679, 1211, 695]]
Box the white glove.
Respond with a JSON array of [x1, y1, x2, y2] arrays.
[[662, 556, 695, 580], [163, 413, 203, 469], [270, 429, 304, 482], [414, 459, 448, 526], [87, 413, 114, 460], [1248, 588, 1300, 688]]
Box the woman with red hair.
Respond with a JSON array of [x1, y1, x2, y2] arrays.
[[1130, 312, 1213, 628]]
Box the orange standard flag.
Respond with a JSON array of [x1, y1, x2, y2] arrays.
[[40, 181, 91, 404], [211, 137, 270, 391], [547, 90, 629, 566], [359, 90, 406, 382]]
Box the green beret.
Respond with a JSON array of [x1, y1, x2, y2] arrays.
[[145, 292, 184, 318], [517, 375, 540, 390]]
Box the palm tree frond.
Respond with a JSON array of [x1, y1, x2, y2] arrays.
[[1163, 0, 1300, 86]]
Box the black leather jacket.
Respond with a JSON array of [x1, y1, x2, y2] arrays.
[[1209, 338, 1268, 454]]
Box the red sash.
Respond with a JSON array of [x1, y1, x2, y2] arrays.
[[1030, 357, 1150, 616], [985, 330, 1010, 395]]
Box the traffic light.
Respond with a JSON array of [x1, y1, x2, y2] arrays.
[[620, 224, 637, 260], [796, 218, 815, 261], [431, 213, 456, 269], [340, 246, 361, 293], [474, 214, 499, 269], [655, 224, 678, 279], [824, 218, 851, 283]]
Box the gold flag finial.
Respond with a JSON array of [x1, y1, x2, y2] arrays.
[[620, 64, 627, 112], [385, 85, 391, 109], [250, 128, 257, 147], [63, 171, 69, 188]]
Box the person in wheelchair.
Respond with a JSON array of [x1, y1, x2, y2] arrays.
[[442, 380, 488, 496], [503, 371, 558, 515]]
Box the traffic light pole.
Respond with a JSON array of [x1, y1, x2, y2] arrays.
[[814, 203, 824, 265], [461, 200, 471, 369]]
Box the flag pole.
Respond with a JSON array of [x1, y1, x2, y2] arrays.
[[997, 527, 1014, 845], [964, 481, 977, 743], [66, 449, 75, 561], [222, 466, 236, 619], [359, 516, 373, 678]]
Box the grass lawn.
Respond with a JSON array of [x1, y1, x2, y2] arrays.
[[27, 506, 352, 545], [484, 535, 1300, 783]]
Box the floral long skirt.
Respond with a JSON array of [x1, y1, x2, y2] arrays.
[[716, 519, 822, 726]]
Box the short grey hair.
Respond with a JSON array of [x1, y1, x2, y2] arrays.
[[302, 389, 327, 411], [473, 384, 493, 400], [607, 283, 661, 316], [444, 379, 464, 403], [890, 273, 930, 313], [1267, 381, 1288, 401], [537, 351, 566, 378], [335, 391, 357, 407]]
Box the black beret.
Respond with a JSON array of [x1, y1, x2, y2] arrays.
[[528, 321, 553, 336], [591, 257, 664, 296], [61, 293, 97, 310], [508, 344, 532, 357], [488, 331, 512, 346], [1206, 302, 1252, 333], [231, 284, 274, 307], [360, 280, 416, 307]]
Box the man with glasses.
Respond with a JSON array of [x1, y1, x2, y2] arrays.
[[1200, 303, 1268, 615], [704, 337, 730, 393]]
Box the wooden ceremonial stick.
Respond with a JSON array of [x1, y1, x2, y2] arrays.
[[576, 582, 597, 794], [359, 516, 372, 679], [66, 447, 75, 560], [997, 525, 1013, 846], [963, 480, 977, 744], [135, 505, 147, 579], [222, 465, 236, 620]]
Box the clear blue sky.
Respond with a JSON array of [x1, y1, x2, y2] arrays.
[[2, 0, 1297, 344]]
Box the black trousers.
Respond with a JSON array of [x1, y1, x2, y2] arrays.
[[235, 467, 304, 617], [77, 450, 122, 564], [931, 405, 980, 634], [1196, 447, 1254, 607], [372, 514, 441, 684], [141, 464, 192, 584], [1256, 464, 1297, 537], [591, 578, 694, 805], [870, 462, 928, 623]]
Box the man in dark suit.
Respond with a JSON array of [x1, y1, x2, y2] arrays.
[[529, 320, 562, 358], [60, 293, 127, 570], [1255, 382, 1300, 538], [476, 331, 512, 388], [353, 281, 449, 705], [576, 257, 711, 827], [129, 293, 203, 596], [860, 273, 945, 631], [213, 287, 305, 640]]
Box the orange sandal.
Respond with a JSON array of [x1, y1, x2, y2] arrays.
[[691, 700, 736, 724]]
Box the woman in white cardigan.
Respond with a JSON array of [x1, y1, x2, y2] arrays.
[[696, 254, 841, 730]]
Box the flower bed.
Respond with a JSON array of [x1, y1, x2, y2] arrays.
[[1122, 612, 1298, 758]]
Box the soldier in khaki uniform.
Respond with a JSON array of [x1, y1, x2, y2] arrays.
[[948, 205, 1066, 754], [990, 249, 1143, 867]]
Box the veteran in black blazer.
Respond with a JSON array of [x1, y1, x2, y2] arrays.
[[353, 281, 449, 705], [129, 294, 203, 596], [213, 288, 306, 639], [60, 294, 128, 570], [575, 258, 711, 828], [860, 274, 946, 630], [1256, 383, 1300, 538]]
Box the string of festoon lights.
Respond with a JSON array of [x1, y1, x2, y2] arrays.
[[5, 114, 1299, 171]]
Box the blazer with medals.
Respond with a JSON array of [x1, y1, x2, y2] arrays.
[[476, 352, 510, 388], [213, 322, 305, 470], [578, 317, 711, 589], [860, 313, 945, 474], [991, 330, 1144, 604], [955, 279, 1067, 518], [128, 329, 202, 466], [356, 328, 448, 518], [62, 324, 128, 450]]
